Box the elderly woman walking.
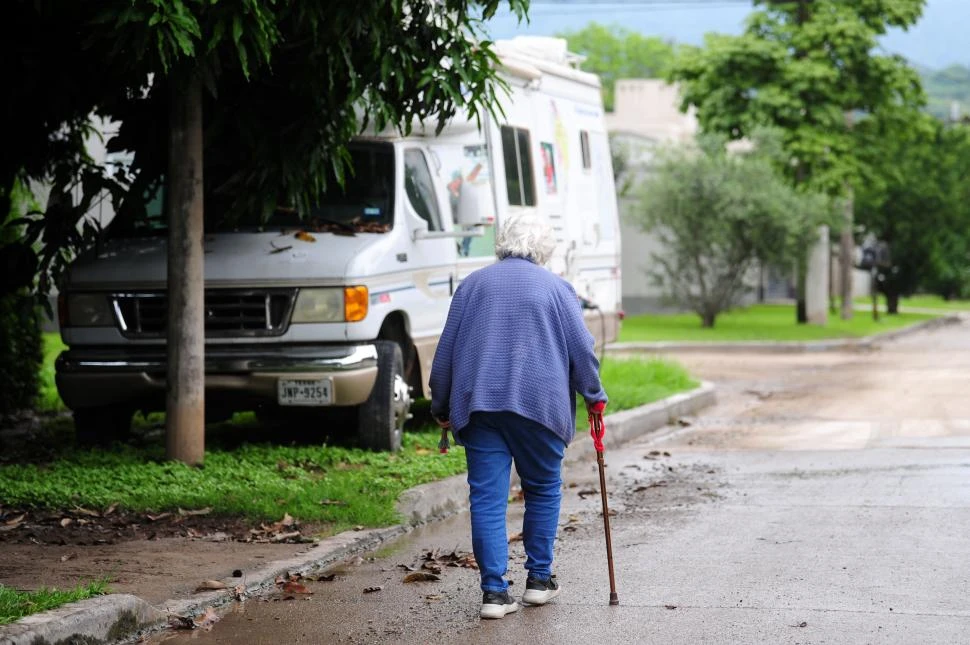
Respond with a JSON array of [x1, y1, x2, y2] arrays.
[[430, 213, 608, 619]]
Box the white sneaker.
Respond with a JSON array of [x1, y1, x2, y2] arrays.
[[522, 576, 561, 605], [480, 589, 520, 619]]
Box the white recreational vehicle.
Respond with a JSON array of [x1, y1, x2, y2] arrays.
[[55, 37, 622, 450]]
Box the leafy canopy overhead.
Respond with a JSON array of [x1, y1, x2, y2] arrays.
[[2, 0, 528, 294], [669, 0, 926, 194], [556, 23, 677, 112]]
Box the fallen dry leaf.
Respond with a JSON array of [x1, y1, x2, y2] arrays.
[[195, 580, 228, 592], [60, 553, 77, 562], [313, 573, 338, 582], [270, 531, 302, 543], [146, 512, 172, 522], [60, 518, 73, 528], [169, 615, 195, 630], [282, 581, 312, 595], [194, 607, 220, 629], [233, 584, 246, 600], [363, 586, 383, 594], [664, 604, 678, 610], [178, 507, 212, 517], [425, 594, 444, 601], [567, 514, 581, 523], [294, 230, 317, 242], [793, 621, 808, 628], [421, 562, 442, 574], [508, 532, 523, 543], [319, 499, 347, 507], [577, 489, 599, 499], [104, 503, 119, 516], [1, 513, 26, 531], [403, 572, 440, 583], [73, 506, 100, 518]]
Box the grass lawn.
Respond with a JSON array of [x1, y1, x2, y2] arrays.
[[855, 293, 970, 312], [4, 356, 695, 532], [0, 581, 108, 626], [619, 303, 937, 343]]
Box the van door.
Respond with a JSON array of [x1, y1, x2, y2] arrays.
[[400, 147, 457, 343]]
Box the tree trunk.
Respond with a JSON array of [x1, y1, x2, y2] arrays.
[[700, 310, 716, 328], [839, 187, 854, 320], [796, 256, 808, 324], [165, 70, 205, 466], [886, 292, 900, 315]]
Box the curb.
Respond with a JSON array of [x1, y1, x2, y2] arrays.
[[0, 382, 716, 645], [606, 314, 963, 355]]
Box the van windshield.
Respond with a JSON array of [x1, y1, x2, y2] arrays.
[[109, 142, 395, 237]]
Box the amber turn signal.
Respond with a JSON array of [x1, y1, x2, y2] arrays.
[[344, 286, 368, 322]]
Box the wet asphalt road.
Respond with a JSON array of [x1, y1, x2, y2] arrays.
[[144, 322, 970, 644]]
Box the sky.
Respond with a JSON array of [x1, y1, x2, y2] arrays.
[[485, 0, 969, 70]]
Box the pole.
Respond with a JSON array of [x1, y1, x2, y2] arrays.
[[840, 112, 855, 320], [594, 413, 619, 606], [166, 68, 206, 465], [870, 268, 879, 322]]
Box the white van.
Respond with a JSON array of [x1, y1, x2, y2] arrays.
[[55, 37, 622, 451]]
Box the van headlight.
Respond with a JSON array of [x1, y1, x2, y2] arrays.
[[292, 287, 368, 323], [65, 293, 114, 327]]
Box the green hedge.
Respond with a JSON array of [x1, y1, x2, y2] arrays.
[[0, 293, 42, 415]]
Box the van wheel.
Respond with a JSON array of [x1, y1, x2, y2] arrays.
[[357, 340, 410, 451], [74, 406, 134, 446]]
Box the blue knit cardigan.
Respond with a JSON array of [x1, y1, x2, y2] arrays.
[[429, 257, 607, 445]]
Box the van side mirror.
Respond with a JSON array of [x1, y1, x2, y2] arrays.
[[456, 182, 495, 227]]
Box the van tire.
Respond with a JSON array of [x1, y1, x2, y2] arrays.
[[357, 340, 409, 452], [74, 406, 134, 446]]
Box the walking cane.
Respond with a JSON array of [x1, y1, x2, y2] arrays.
[[589, 403, 619, 606]]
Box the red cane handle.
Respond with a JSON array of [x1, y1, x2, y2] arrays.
[[589, 411, 606, 453]]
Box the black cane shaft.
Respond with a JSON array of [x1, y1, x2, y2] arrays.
[[597, 448, 619, 605]]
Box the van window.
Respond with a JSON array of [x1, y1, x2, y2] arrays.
[[108, 142, 396, 236], [404, 149, 443, 231], [501, 126, 536, 207], [580, 130, 592, 170]]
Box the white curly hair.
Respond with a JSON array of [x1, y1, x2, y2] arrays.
[[495, 213, 557, 266]]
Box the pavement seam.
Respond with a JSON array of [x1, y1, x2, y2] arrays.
[[1, 380, 718, 644]]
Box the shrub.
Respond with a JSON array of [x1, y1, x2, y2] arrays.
[[0, 293, 42, 415]]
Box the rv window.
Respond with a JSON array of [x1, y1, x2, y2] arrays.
[[500, 126, 537, 207], [580, 131, 592, 170], [404, 149, 443, 231]]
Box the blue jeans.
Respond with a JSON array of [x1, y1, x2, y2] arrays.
[[460, 411, 567, 593]]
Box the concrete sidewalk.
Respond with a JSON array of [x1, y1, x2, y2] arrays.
[[0, 383, 715, 645]]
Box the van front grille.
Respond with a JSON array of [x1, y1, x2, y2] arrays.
[[112, 289, 297, 338]]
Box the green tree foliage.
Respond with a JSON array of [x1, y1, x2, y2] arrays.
[[557, 23, 676, 111], [669, 0, 926, 194], [855, 115, 970, 311], [633, 134, 833, 328], [0, 182, 42, 415], [2, 0, 528, 296], [922, 64, 970, 121]]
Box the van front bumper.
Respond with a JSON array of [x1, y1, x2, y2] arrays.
[[55, 344, 379, 411]]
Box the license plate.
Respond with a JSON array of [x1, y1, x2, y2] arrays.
[[277, 378, 333, 406]]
